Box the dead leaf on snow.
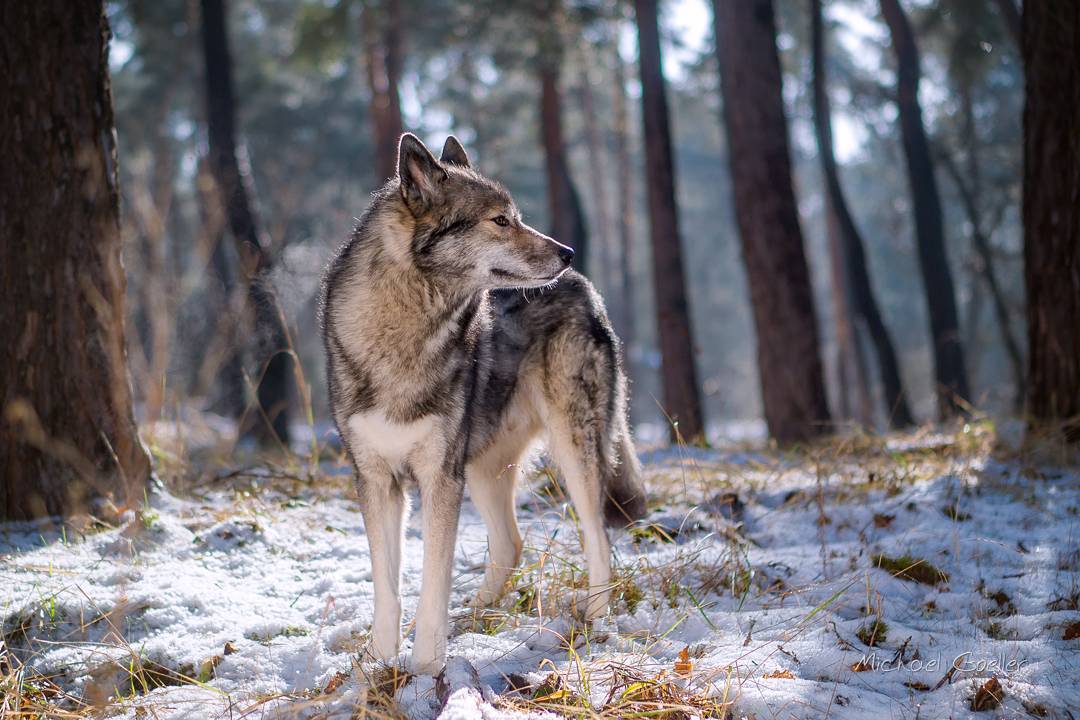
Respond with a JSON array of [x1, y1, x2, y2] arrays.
[[970, 676, 1004, 711]]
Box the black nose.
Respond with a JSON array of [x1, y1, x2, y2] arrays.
[[558, 246, 575, 266]]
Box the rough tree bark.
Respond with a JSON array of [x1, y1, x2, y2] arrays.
[[0, 1, 151, 519], [362, 0, 404, 182], [633, 0, 705, 442], [880, 0, 970, 419], [538, 44, 589, 274], [714, 0, 831, 444], [1023, 1, 1080, 437], [200, 0, 293, 448], [811, 0, 914, 428]]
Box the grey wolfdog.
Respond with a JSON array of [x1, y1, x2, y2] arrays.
[[320, 133, 645, 674]]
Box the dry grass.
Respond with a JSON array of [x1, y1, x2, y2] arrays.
[[497, 662, 737, 719], [5, 418, 1065, 718]]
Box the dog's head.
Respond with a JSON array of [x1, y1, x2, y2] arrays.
[[394, 133, 574, 290]]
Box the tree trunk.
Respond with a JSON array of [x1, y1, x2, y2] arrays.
[[580, 61, 616, 301], [937, 146, 1025, 409], [880, 0, 970, 419], [195, 156, 247, 418], [963, 262, 984, 382], [457, 51, 487, 164], [363, 0, 405, 183], [825, 194, 874, 427], [826, 199, 854, 422], [612, 46, 636, 353], [1023, 1, 1080, 438], [128, 122, 177, 424], [713, 0, 831, 445], [0, 1, 151, 520], [811, 0, 914, 428], [633, 0, 705, 442], [200, 0, 293, 448], [539, 64, 589, 274]]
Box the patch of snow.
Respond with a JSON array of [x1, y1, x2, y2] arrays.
[[2, 446, 1078, 719]]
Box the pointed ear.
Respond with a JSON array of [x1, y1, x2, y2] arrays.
[[439, 135, 470, 168], [397, 133, 447, 213]]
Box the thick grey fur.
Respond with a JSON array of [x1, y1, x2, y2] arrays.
[[320, 133, 645, 674]]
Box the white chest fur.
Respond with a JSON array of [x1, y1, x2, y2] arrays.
[[346, 410, 435, 468]]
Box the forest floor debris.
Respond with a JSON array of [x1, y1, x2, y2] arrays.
[[2, 421, 1079, 718]]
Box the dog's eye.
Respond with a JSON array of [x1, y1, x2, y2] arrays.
[[492, 215, 510, 227]]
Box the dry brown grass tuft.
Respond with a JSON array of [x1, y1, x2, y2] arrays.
[[871, 553, 949, 586], [0, 646, 92, 719], [497, 662, 737, 719]]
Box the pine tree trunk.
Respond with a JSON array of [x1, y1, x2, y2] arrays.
[[826, 198, 855, 423], [362, 0, 404, 182], [633, 0, 705, 442], [811, 0, 914, 428], [612, 48, 637, 350], [0, 1, 151, 519], [129, 123, 178, 424], [200, 0, 293, 448], [937, 145, 1025, 409], [580, 62, 616, 301], [880, 0, 970, 419], [825, 195, 874, 427], [383, 0, 404, 143], [539, 64, 589, 274], [196, 156, 247, 418], [1023, 1, 1080, 437], [457, 51, 488, 163], [714, 0, 831, 445]]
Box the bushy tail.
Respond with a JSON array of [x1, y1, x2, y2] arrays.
[[603, 428, 647, 528]]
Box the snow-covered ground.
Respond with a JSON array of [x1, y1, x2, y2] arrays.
[[2, 427, 1078, 719]]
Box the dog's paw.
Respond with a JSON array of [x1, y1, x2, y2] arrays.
[[367, 640, 399, 665], [409, 654, 445, 676], [469, 587, 503, 610]]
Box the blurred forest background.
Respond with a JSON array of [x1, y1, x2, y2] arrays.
[[105, 0, 1025, 449]]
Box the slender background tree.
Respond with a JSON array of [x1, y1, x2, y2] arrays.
[[880, 0, 970, 419], [363, 0, 405, 182], [611, 42, 637, 358], [536, 0, 589, 273], [200, 0, 295, 448], [811, 0, 914, 429], [633, 0, 705, 442], [714, 0, 831, 444]]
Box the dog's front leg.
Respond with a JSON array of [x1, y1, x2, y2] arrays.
[[357, 469, 406, 663], [411, 470, 464, 675]]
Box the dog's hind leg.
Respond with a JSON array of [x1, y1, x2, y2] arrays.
[[538, 314, 639, 621], [546, 415, 612, 620], [466, 433, 533, 607], [356, 470, 406, 663]]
